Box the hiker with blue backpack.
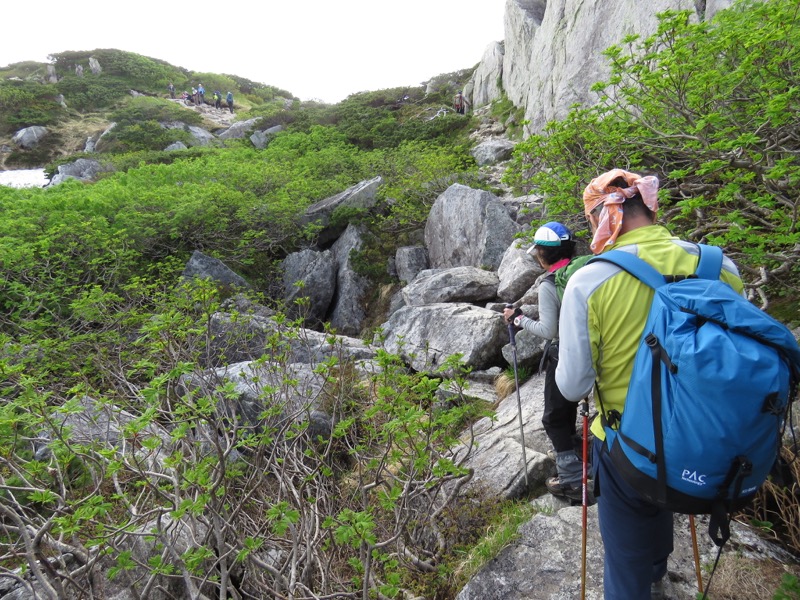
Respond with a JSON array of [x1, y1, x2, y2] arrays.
[[555, 168, 800, 599], [503, 223, 590, 502]]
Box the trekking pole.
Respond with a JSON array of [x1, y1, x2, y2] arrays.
[[505, 305, 529, 490], [689, 514, 704, 594], [580, 397, 590, 600]]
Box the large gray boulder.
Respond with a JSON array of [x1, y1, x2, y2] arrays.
[[40, 396, 172, 470], [164, 141, 188, 151], [88, 57, 102, 74], [402, 267, 499, 306], [456, 503, 605, 600], [501, 325, 547, 373], [424, 184, 519, 270], [379, 303, 507, 372], [111, 515, 210, 600], [457, 505, 793, 600], [218, 118, 260, 140], [301, 177, 383, 246], [49, 158, 107, 186], [457, 372, 556, 499], [329, 224, 369, 336], [160, 121, 215, 146], [180, 360, 328, 432], [281, 248, 336, 324], [11, 126, 49, 149], [471, 139, 516, 166], [496, 240, 543, 302], [395, 246, 429, 284], [250, 125, 284, 149], [181, 250, 250, 290], [187, 125, 215, 146], [205, 309, 376, 368], [502, 193, 545, 228]]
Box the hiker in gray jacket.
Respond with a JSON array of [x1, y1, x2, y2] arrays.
[[504, 222, 584, 501]]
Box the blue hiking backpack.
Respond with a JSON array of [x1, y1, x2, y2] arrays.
[[590, 245, 800, 546]]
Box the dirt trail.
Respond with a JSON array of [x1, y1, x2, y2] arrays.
[[167, 97, 237, 129]]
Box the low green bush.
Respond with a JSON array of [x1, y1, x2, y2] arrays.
[[0, 80, 63, 134], [504, 0, 800, 302]]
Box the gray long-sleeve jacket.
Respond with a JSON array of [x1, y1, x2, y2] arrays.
[[515, 276, 559, 341]]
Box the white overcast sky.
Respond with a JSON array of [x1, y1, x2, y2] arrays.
[[2, 1, 506, 104]]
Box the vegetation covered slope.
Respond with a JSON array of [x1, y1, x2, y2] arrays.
[[0, 47, 496, 600], [1, 1, 800, 598]]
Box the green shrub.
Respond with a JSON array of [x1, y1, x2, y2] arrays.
[[774, 573, 800, 599], [100, 120, 193, 153], [110, 96, 204, 125], [490, 93, 526, 139], [51, 49, 184, 88], [94, 96, 204, 152], [0, 80, 63, 133], [55, 74, 131, 111], [331, 86, 473, 149], [504, 0, 800, 302]]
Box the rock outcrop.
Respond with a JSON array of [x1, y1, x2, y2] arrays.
[[424, 183, 519, 270], [470, 41, 505, 107], [471, 0, 736, 134], [48, 158, 107, 186], [299, 176, 383, 246], [181, 250, 251, 290], [380, 302, 507, 372], [11, 126, 49, 149]]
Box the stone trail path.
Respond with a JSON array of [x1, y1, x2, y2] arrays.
[[469, 104, 515, 198], [167, 97, 237, 129]]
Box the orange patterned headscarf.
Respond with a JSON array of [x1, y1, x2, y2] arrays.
[[583, 168, 660, 254]]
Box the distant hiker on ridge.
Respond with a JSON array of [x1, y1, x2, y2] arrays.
[[453, 90, 469, 115], [168, 82, 175, 99], [226, 91, 234, 114], [213, 90, 222, 110]]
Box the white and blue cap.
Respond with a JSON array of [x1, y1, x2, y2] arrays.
[[528, 222, 574, 252]]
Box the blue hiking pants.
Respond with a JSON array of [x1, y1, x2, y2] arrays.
[[593, 438, 673, 599]]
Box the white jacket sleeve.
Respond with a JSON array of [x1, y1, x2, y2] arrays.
[[555, 267, 599, 401], [517, 279, 559, 340]]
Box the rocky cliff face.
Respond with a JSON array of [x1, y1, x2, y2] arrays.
[[473, 0, 736, 134]]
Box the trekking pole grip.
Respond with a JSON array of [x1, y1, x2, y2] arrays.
[[504, 304, 517, 346]]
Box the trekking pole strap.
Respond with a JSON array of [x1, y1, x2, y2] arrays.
[[708, 502, 731, 547], [708, 456, 752, 547]]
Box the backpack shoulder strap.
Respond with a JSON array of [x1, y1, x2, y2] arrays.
[[589, 244, 725, 288], [588, 250, 666, 290], [695, 243, 723, 280]]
